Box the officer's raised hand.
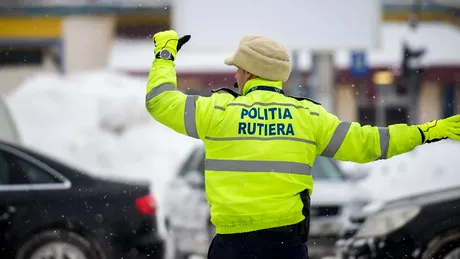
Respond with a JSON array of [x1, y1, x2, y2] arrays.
[[418, 114, 460, 143], [153, 30, 191, 61]]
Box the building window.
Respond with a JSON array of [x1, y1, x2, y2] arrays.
[[0, 47, 44, 67], [443, 85, 455, 118], [358, 107, 376, 126], [386, 107, 408, 125], [358, 106, 408, 126]]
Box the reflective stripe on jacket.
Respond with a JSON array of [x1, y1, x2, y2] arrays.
[[145, 59, 423, 234]]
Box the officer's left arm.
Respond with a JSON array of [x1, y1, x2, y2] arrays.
[[312, 104, 422, 163], [145, 59, 215, 140]]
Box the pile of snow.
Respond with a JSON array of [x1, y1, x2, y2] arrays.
[[339, 140, 460, 202], [6, 70, 200, 235]]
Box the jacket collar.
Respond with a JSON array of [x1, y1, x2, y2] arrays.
[[242, 78, 283, 96]]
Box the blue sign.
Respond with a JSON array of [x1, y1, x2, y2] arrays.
[[349, 51, 368, 77]]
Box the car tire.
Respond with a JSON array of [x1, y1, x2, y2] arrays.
[[422, 229, 460, 259], [16, 230, 101, 259]]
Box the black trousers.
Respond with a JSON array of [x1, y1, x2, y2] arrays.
[[207, 224, 309, 259]]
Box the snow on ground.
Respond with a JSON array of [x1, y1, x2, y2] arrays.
[[339, 140, 460, 202], [6, 70, 201, 235]]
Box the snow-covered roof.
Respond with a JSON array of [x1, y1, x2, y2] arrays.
[[108, 22, 460, 73]]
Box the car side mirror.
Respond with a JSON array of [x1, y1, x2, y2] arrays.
[[184, 171, 205, 189]]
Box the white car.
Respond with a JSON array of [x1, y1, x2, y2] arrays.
[[164, 146, 370, 259]]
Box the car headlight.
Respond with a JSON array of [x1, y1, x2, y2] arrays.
[[355, 206, 420, 238]]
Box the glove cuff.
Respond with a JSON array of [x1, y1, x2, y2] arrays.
[[417, 120, 448, 144], [417, 126, 426, 144]]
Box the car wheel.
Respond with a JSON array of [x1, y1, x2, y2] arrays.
[[16, 230, 101, 259], [422, 229, 460, 259]]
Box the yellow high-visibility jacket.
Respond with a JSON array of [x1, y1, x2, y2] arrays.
[[145, 59, 423, 234]]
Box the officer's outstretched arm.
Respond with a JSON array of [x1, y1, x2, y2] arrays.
[[313, 105, 422, 163], [145, 30, 215, 140], [145, 59, 214, 140]]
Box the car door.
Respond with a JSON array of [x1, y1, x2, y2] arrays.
[[0, 144, 70, 251], [182, 153, 209, 227], [0, 96, 21, 144], [0, 150, 10, 247], [166, 147, 206, 230]]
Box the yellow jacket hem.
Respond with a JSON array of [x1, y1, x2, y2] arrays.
[[215, 214, 305, 234]]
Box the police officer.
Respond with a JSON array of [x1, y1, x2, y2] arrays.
[[145, 30, 460, 259]]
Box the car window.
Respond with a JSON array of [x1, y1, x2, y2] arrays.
[[312, 156, 347, 181], [0, 152, 8, 184], [18, 158, 60, 184], [178, 147, 203, 177], [197, 155, 205, 173], [178, 149, 197, 177], [0, 150, 61, 185]]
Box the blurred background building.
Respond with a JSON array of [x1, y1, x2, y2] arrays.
[[1, 1, 460, 259], [0, 0, 459, 124]]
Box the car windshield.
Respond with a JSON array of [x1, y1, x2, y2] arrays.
[[311, 156, 347, 181]]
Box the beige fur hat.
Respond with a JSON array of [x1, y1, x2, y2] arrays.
[[224, 36, 291, 82]]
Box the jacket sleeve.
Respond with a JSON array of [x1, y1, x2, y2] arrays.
[[311, 104, 423, 163], [145, 59, 215, 139]]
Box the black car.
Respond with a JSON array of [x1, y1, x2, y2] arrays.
[[0, 140, 165, 259], [336, 186, 460, 259]]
